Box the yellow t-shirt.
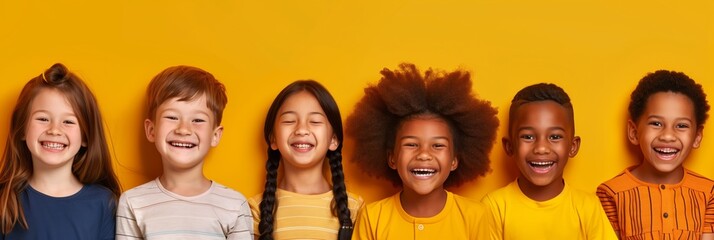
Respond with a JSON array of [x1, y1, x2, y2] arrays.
[[352, 191, 486, 240], [248, 189, 363, 240], [481, 180, 617, 240]]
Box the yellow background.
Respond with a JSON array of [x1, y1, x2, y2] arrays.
[[1, 1, 713, 203]]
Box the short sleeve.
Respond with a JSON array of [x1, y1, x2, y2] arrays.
[[351, 206, 373, 240], [227, 200, 254, 240], [479, 195, 503, 240], [115, 193, 142, 240]]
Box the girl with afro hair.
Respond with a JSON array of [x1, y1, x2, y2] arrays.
[[347, 63, 499, 239]]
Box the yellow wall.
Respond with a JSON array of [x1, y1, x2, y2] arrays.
[[1, 1, 713, 203]]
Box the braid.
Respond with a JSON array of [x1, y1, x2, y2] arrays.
[[329, 151, 353, 240], [258, 150, 281, 240]]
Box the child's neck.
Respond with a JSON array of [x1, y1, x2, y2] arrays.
[[631, 164, 684, 184], [29, 166, 83, 197], [280, 163, 330, 194], [399, 187, 448, 218], [160, 166, 211, 197], [517, 177, 565, 202]]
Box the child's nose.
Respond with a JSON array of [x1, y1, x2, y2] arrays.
[[533, 139, 551, 154], [416, 150, 433, 161], [657, 128, 676, 142], [45, 122, 62, 136], [174, 120, 192, 135], [294, 122, 310, 136]]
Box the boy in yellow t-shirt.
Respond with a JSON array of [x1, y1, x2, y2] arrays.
[[481, 83, 617, 240]]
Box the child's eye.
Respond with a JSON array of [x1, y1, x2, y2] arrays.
[[676, 123, 690, 129], [281, 120, 296, 124], [403, 143, 418, 148], [63, 120, 76, 125], [433, 143, 447, 149], [519, 134, 534, 141], [192, 119, 206, 123], [549, 134, 563, 140], [35, 117, 49, 122], [648, 121, 662, 127], [164, 116, 178, 120], [309, 121, 324, 124]]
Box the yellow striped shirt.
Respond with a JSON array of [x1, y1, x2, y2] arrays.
[[249, 189, 363, 239]]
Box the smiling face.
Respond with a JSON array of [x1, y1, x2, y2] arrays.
[[24, 88, 84, 170], [389, 116, 457, 197], [270, 91, 339, 170], [628, 92, 702, 176], [145, 94, 223, 171], [505, 100, 580, 190]]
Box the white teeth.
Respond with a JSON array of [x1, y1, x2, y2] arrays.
[[293, 144, 312, 149], [529, 161, 555, 167], [42, 142, 66, 150], [411, 168, 436, 176], [655, 148, 678, 154], [170, 142, 195, 148]]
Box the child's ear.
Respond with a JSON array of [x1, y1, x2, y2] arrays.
[[211, 125, 224, 147], [450, 157, 458, 171], [569, 136, 581, 157], [502, 137, 514, 156], [144, 119, 156, 143], [693, 126, 704, 149], [269, 133, 278, 150], [328, 134, 339, 151], [627, 119, 640, 145], [388, 152, 397, 170]]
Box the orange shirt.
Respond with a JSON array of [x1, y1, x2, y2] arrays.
[[597, 167, 714, 240]]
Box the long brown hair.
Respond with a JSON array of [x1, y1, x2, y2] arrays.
[[0, 63, 121, 233]]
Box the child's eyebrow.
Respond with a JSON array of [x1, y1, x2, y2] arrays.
[[31, 109, 77, 118], [278, 111, 326, 117], [516, 126, 567, 132], [647, 114, 693, 122], [398, 136, 451, 141]]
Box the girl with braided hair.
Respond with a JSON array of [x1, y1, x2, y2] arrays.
[[248, 80, 363, 240], [347, 63, 499, 239]]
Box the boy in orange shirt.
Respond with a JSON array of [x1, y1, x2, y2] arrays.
[[597, 70, 714, 240]]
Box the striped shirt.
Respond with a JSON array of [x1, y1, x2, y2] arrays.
[[597, 167, 714, 240], [116, 179, 253, 239], [248, 189, 363, 240]]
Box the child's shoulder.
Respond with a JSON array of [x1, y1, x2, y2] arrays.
[[682, 168, 714, 193], [450, 192, 484, 215], [481, 180, 518, 203], [597, 168, 638, 193], [120, 179, 161, 198], [209, 181, 248, 202], [346, 190, 365, 208]]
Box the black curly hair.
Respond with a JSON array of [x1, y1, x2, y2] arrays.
[[508, 83, 575, 136], [346, 63, 499, 188], [629, 70, 709, 128], [258, 80, 353, 240]]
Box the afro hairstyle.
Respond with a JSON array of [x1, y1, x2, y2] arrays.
[[629, 70, 709, 127], [346, 63, 499, 187]]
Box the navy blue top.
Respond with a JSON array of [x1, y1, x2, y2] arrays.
[[2, 184, 116, 240]]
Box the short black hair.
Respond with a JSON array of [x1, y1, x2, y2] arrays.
[[508, 83, 575, 136], [629, 70, 709, 127]]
